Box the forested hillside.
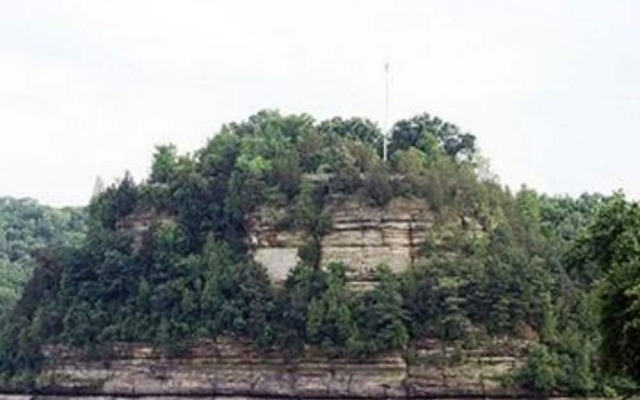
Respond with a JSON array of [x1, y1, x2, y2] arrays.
[[0, 198, 85, 315], [0, 110, 638, 396]]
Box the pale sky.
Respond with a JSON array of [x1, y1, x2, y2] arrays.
[[1, 0, 639, 207]]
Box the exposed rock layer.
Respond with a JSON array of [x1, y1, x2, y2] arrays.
[[31, 339, 524, 399], [249, 197, 437, 285]]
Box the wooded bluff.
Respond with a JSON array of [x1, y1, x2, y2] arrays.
[[1, 110, 639, 397]]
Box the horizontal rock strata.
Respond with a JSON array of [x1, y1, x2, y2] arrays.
[[30, 339, 524, 399], [249, 197, 436, 285]]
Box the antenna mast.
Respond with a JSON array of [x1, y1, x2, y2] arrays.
[[383, 61, 390, 162]]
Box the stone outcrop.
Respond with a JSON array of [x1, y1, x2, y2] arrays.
[[114, 196, 462, 287], [249, 197, 438, 285], [115, 211, 173, 252], [32, 338, 525, 398]]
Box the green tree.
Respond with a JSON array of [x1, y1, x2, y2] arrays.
[[517, 344, 558, 394], [351, 265, 408, 356], [389, 113, 476, 161], [150, 144, 179, 184], [307, 262, 356, 356], [275, 263, 327, 356], [317, 117, 383, 155], [0, 198, 85, 315], [567, 194, 640, 381]]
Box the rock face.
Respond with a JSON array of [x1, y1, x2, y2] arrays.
[[35, 338, 524, 398], [249, 197, 436, 285]]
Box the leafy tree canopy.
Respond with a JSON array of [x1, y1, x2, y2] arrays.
[[0, 197, 85, 316]]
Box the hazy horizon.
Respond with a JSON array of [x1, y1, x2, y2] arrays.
[[2, 0, 639, 207]]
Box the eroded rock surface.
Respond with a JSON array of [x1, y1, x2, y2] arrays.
[[34, 338, 524, 398], [249, 197, 437, 285]]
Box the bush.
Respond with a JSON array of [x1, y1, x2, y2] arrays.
[[516, 344, 558, 394]]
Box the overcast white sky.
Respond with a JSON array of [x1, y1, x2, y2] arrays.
[[1, 0, 639, 207]]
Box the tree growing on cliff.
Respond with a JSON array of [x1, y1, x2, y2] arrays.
[[274, 262, 328, 356], [350, 265, 408, 356], [306, 262, 357, 357]]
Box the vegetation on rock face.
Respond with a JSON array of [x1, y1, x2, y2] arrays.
[[0, 197, 85, 315], [0, 109, 638, 395]]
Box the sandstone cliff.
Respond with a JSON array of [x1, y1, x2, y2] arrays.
[[114, 195, 472, 288], [30, 338, 524, 398], [249, 196, 467, 287]]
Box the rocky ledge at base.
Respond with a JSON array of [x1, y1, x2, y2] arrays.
[[0, 338, 538, 399]]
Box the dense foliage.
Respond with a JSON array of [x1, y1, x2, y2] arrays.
[[0, 110, 638, 395], [563, 195, 640, 385], [0, 197, 85, 315]]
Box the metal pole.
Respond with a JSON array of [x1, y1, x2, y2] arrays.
[[384, 61, 389, 162]]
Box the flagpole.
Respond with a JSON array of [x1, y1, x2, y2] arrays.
[[384, 61, 389, 162]]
